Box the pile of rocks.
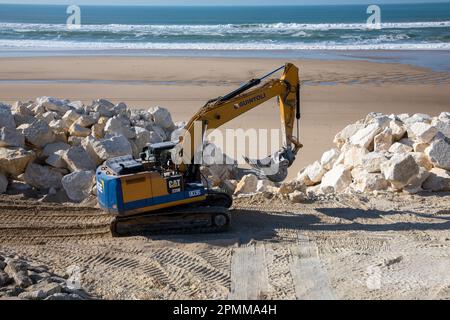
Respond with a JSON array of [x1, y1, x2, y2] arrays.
[[0, 97, 183, 203], [232, 112, 450, 201], [0, 253, 92, 300]]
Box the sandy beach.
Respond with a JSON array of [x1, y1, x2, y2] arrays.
[[0, 56, 449, 178]]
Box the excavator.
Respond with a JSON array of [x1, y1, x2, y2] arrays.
[[96, 63, 303, 236]]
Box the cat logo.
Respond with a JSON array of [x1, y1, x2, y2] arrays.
[[167, 177, 183, 194]]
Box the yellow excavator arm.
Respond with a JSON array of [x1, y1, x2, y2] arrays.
[[177, 63, 303, 182]]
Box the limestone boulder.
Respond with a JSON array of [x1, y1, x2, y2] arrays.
[[45, 150, 67, 169], [17, 120, 55, 148], [361, 152, 387, 173], [23, 163, 63, 189], [403, 168, 431, 194], [149, 106, 176, 131], [389, 119, 406, 141], [352, 172, 390, 193], [69, 123, 91, 138], [305, 161, 326, 184], [0, 103, 16, 130], [422, 168, 450, 192], [104, 117, 136, 139], [349, 123, 382, 150], [81, 136, 102, 166], [62, 170, 95, 202], [93, 99, 114, 118], [374, 127, 393, 152], [381, 153, 419, 189], [320, 148, 340, 170], [404, 113, 432, 125], [413, 142, 429, 153], [234, 174, 258, 195], [37, 97, 70, 114], [343, 145, 368, 168], [296, 169, 315, 187], [256, 179, 275, 193], [320, 164, 352, 194], [0, 127, 25, 148], [0, 147, 35, 177], [333, 123, 365, 148], [62, 146, 96, 172], [407, 122, 438, 144], [74, 115, 96, 128], [425, 138, 450, 170], [91, 135, 133, 161], [410, 152, 433, 171], [431, 118, 450, 139], [388, 142, 413, 154]]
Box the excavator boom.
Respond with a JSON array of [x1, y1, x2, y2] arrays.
[[177, 63, 303, 182]]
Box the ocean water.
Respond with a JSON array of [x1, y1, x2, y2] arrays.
[[0, 3, 449, 51]]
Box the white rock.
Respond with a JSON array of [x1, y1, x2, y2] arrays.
[[431, 118, 450, 139], [404, 167, 431, 194], [92, 135, 133, 161], [113, 102, 128, 116], [93, 100, 114, 118], [45, 150, 67, 169], [410, 152, 433, 171], [62, 110, 81, 128], [0, 147, 35, 177], [422, 168, 450, 192], [74, 115, 95, 128], [67, 100, 84, 113], [234, 174, 258, 195], [381, 153, 419, 189], [40, 111, 57, 124], [256, 179, 275, 193], [42, 142, 70, 157], [389, 119, 406, 141], [37, 97, 70, 114], [0, 103, 16, 129], [305, 161, 326, 184], [81, 136, 102, 166], [295, 170, 315, 187], [404, 113, 432, 125], [104, 117, 136, 139], [361, 152, 387, 173], [349, 123, 383, 150], [62, 171, 95, 202], [343, 145, 368, 168], [23, 163, 63, 189], [149, 106, 175, 131], [11, 101, 34, 117], [320, 164, 352, 194], [48, 119, 65, 132], [439, 112, 450, 122], [62, 146, 96, 172], [68, 136, 82, 146], [133, 127, 153, 152], [0, 127, 25, 148], [352, 172, 389, 193], [334, 124, 364, 148], [413, 142, 429, 153], [69, 123, 91, 138], [320, 148, 340, 170], [407, 122, 438, 144], [425, 138, 450, 170], [388, 142, 413, 153], [17, 120, 55, 148], [374, 127, 393, 152]]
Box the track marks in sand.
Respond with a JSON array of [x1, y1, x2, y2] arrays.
[[229, 236, 335, 300]]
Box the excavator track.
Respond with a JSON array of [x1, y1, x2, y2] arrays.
[[110, 191, 233, 237]]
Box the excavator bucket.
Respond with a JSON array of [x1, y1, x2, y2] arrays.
[[243, 147, 296, 183]]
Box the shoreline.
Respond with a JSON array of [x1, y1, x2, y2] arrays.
[[0, 49, 449, 73]]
